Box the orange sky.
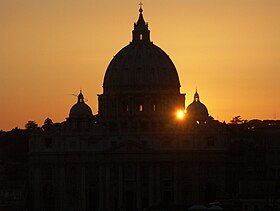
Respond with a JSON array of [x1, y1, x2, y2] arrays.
[[0, 0, 280, 130]]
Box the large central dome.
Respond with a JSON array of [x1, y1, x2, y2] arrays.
[[103, 7, 181, 94], [98, 6, 185, 122]]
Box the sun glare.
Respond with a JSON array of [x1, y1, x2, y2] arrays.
[[176, 110, 185, 120]]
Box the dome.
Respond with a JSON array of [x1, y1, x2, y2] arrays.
[[98, 6, 185, 122], [187, 90, 209, 120], [103, 8, 180, 94], [103, 44, 180, 94], [69, 92, 93, 118]]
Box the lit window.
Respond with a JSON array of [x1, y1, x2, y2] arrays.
[[140, 34, 143, 40], [153, 104, 156, 112], [139, 104, 143, 112]]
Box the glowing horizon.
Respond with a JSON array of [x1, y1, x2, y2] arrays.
[[0, 0, 280, 130]]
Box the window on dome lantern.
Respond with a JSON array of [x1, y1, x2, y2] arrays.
[[139, 104, 143, 112], [140, 34, 143, 40]]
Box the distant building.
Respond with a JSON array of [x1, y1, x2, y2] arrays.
[[28, 5, 280, 211]]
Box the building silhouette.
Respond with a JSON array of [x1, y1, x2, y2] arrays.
[[27, 5, 280, 211]]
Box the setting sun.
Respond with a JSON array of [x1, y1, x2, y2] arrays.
[[0, 0, 279, 130], [176, 110, 185, 120]]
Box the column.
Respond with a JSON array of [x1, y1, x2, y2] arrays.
[[81, 166, 86, 210], [173, 164, 180, 204], [105, 166, 111, 210], [59, 167, 66, 210], [99, 166, 104, 210], [194, 165, 200, 202], [156, 165, 161, 203], [136, 165, 142, 210], [33, 166, 41, 210], [149, 165, 154, 206], [118, 165, 123, 210]]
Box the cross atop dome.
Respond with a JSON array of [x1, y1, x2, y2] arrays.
[[194, 89, 200, 102], [77, 90, 85, 103], [132, 1, 151, 43], [139, 0, 143, 11]]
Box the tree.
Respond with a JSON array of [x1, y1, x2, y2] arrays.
[[230, 115, 247, 125], [25, 121, 38, 130], [42, 118, 53, 131], [43, 118, 53, 126]]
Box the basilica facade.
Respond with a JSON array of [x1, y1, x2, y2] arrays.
[[29, 6, 229, 211]]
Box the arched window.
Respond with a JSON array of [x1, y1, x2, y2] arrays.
[[140, 34, 143, 40]]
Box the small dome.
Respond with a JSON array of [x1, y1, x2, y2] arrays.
[[69, 91, 93, 118], [187, 90, 208, 121]]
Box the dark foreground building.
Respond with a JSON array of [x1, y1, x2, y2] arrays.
[[28, 6, 280, 211], [0, 129, 29, 211]]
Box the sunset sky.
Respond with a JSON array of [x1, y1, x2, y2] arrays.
[[0, 0, 280, 130]]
